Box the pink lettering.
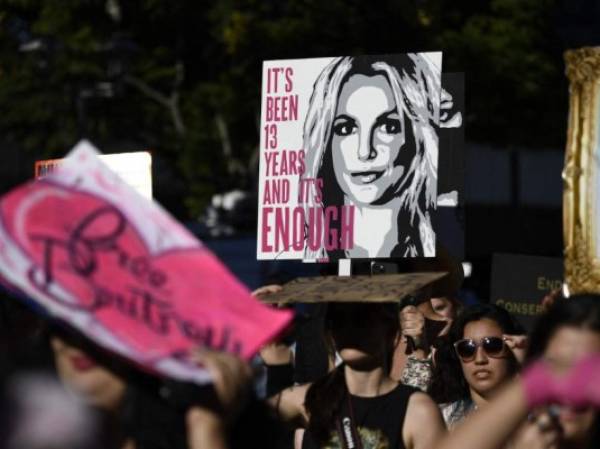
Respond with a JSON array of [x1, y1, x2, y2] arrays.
[[260, 206, 354, 255], [265, 150, 305, 177], [265, 95, 299, 122], [267, 66, 294, 94], [263, 179, 290, 205], [264, 152, 275, 176], [292, 207, 304, 251], [267, 67, 282, 94], [298, 150, 306, 175], [261, 208, 273, 252], [314, 178, 323, 203], [274, 208, 289, 252], [307, 208, 323, 251], [298, 177, 322, 204], [324, 206, 338, 251], [285, 67, 293, 92], [266, 97, 274, 121], [340, 206, 354, 249]]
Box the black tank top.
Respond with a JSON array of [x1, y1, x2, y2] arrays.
[[302, 383, 417, 449]]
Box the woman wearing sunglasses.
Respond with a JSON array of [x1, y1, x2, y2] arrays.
[[429, 304, 525, 429], [436, 294, 600, 449]]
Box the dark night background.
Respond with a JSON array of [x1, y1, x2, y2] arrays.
[[1, 0, 599, 298]]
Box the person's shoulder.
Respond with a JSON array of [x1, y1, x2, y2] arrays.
[[270, 383, 312, 425], [290, 382, 311, 394], [406, 391, 443, 420], [390, 382, 422, 398], [402, 391, 446, 447], [280, 382, 311, 400], [278, 382, 312, 411], [439, 398, 473, 429]]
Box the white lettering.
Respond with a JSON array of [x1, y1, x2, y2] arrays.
[[342, 417, 355, 449]]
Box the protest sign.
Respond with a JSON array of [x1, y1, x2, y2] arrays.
[[437, 72, 465, 208], [256, 53, 443, 261], [35, 151, 153, 199], [491, 253, 563, 331], [435, 72, 465, 261], [257, 272, 446, 305], [0, 141, 291, 384]]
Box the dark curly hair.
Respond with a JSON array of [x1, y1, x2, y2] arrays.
[[428, 303, 524, 404]]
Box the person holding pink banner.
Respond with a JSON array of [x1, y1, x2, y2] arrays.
[[301, 54, 441, 260], [0, 143, 293, 449], [15, 314, 279, 449], [0, 142, 292, 385]]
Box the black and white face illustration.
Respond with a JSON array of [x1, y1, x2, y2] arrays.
[[257, 53, 444, 261], [331, 74, 406, 206]]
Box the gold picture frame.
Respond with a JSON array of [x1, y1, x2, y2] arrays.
[[563, 47, 600, 294]]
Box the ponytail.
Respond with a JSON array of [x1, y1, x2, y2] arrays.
[[304, 363, 346, 445]]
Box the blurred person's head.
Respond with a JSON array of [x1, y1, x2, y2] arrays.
[[48, 324, 192, 449], [527, 295, 600, 449], [0, 297, 100, 449], [0, 299, 260, 449], [49, 327, 127, 412], [430, 303, 522, 404], [3, 373, 98, 449]]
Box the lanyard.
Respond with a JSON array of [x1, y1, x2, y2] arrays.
[[336, 393, 363, 449]]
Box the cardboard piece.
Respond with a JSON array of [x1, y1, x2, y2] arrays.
[[258, 272, 447, 304], [0, 141, 292, 385], [491, 253, 563, 331]]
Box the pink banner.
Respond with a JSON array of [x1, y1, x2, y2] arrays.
[[0, 141, 291, 384]]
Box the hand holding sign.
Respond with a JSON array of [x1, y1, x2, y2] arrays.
[[400, 305, 426, 349], [503, 334, 529, 365], [0, 141, 291, 384], [185, 350, 252, 449]]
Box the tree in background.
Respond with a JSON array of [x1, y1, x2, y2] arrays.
[[0, 0, 566, 222]]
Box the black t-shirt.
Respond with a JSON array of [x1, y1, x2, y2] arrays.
[[302, 383, 417, 449]]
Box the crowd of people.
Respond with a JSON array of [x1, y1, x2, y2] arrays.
[[1, 271, 600, 449]]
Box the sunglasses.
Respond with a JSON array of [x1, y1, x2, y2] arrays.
[[453, 336, 507, 361]]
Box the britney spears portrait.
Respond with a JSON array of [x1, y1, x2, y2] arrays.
[[257, 53, 444, 261]]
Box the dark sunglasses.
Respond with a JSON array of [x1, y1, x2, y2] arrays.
[[453, 336, 507, 361]]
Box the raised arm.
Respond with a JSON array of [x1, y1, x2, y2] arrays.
[[437, 381, 528, 449], [402, 391, 446, 449], [436, 354, 600, 449], [186, 350, 252, 449], [267, 383, 310, 427]]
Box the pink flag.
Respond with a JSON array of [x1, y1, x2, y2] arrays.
[[0, 141, 291, 384]]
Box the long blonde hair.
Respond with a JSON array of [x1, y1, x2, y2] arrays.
[[301, 54, 441, 260]]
